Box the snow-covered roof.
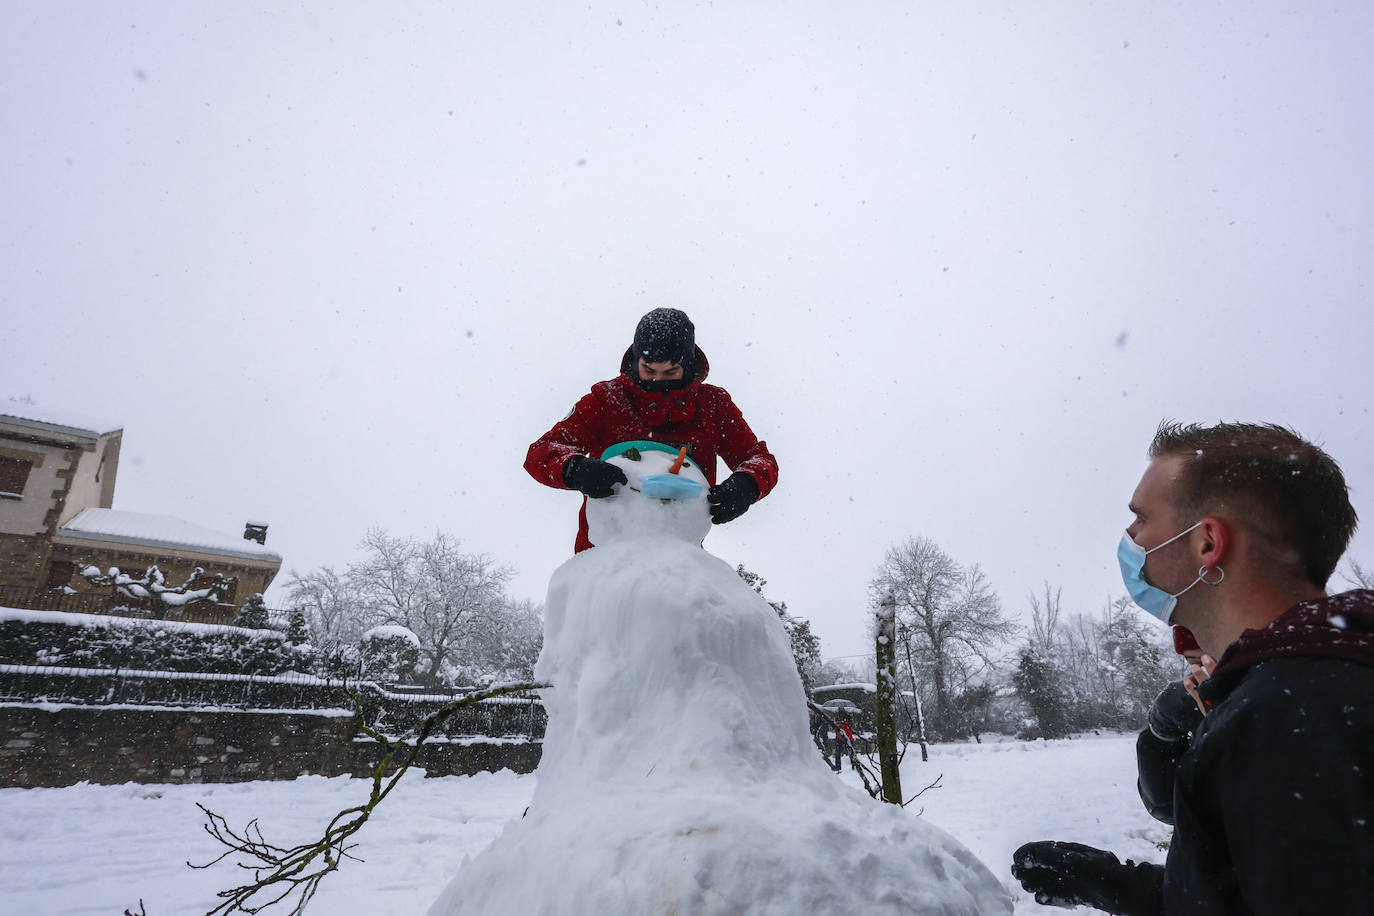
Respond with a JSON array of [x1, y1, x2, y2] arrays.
[[812, 682, 877, 694], [56, 508, 282, 563], [0, 402, 122, 439]]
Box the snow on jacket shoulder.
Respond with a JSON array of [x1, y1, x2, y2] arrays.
[[524, 347, 779, 551], [1163, 589, 1374, 915]]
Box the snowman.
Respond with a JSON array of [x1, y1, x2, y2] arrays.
[[428, 443, 1011, 915]]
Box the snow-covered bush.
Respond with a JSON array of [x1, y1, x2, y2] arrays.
[[234, 594, 271, 629], [358, 625, 420, 683], [0, 609, 314, 676], [285, 608, 310, 646]]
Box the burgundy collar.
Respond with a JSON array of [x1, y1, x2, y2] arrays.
[[1211, 589, 1374, 677]]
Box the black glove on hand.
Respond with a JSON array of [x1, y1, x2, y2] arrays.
[[707, 472, 759, 524], [561, 456, 628, 499], [1011, 841, 1162, 914], [1147, 680, 1204, 741]]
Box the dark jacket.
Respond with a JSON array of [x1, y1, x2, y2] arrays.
[[524, 347, 779, 552], [1154, 589, 1374, 914]]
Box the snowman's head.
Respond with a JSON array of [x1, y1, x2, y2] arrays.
[[584, 443, 712, 546]]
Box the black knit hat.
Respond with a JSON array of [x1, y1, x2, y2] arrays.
[[632, 308, 695, 367]]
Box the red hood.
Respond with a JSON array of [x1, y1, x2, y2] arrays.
[[1211, 589, 1374, 677]]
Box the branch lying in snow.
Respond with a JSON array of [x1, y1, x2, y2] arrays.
[[899, 772, 944, 811], [191, 680, 550, 916]]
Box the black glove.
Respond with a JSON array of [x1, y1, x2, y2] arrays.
[[1147, 680, 1204, 742], [1011, 841, 1163, 914], [707, 472, 759, 524], [561, 456, 627, 499]]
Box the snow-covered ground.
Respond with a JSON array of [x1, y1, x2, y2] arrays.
[[0, 732, 1168, 916]]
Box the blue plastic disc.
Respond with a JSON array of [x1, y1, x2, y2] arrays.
[[640, 474, 705, 500]]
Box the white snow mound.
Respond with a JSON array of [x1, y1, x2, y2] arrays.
[[428, 448, 1011, 915]]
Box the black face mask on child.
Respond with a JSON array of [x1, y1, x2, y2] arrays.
[[635, 375, 692, 393]]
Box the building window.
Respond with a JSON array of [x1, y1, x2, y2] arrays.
[[0, 456, 32, 498]]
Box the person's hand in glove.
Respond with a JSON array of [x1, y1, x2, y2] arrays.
[[561, 456, 628, 499], [707, 472, 759, 524], [1148, 680, 1205, 742], [1011, 841, 1163, 914]]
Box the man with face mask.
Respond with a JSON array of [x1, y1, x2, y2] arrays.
[[1011, 421, 1373, 915], [525, 308, 779, 552]]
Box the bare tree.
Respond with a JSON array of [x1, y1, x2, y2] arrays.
[[80, 564, 235, 620], [285, 566, 364, 656], [348, 529, 513, 680], [870, 537, 1018, 737], [451, 597, 544, 685], [1025, 581, 1063, 652], [1341, 559, 1373, 590]]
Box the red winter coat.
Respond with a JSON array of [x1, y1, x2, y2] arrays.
[[525, 347, 779, 552]]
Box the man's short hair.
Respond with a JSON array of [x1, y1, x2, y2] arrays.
[[1149, 421, 1358, 588]]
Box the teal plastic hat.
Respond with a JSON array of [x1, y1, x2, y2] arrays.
[[600, 440, 705, 500], [600, 440, 703, 476]]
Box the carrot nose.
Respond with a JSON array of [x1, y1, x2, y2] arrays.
[[668, 446, 687, 475]]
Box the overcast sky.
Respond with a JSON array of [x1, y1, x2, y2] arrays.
[[4, 2, 1371, 663]]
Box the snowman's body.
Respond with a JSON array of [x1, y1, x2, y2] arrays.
[[428, 449, 1011, 915]]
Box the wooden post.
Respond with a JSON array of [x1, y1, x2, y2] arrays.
[[874, 593, 903, 805]]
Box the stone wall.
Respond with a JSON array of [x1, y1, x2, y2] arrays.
[[0, 704, 542, 788]]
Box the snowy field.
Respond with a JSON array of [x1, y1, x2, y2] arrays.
[[0, 733, 1168, 916]]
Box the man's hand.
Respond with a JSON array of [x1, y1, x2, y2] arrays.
[[707, 472, 759, 524], [1148, 680, 1205, 741], [1183, 652, 1216, 713], [1011, 841, 1161, 914], [561, 456, 628, 499]]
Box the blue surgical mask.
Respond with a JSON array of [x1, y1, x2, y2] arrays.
[[1117, 522, 1204, 623]]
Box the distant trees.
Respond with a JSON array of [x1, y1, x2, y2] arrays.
[[282, 566, 360, 658], [285, 529, 542, 686], [736, 564, 823, 694], [869, 537, 1017, 739], [1341, 559, 1373, 590], [813, 657, 866, 689], [1014, 584, 1070, 738], [348, 530, 513, 681], [1013, 584, 1176, 737]]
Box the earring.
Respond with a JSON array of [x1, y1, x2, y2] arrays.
[[1199, 565, 1225, 587]]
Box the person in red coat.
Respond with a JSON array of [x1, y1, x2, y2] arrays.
[[525, 308, 779, 552]]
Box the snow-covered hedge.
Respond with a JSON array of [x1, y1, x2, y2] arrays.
[[0, 608, 314, 676], [0, 609, 545, 740]]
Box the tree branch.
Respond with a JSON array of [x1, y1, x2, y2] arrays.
[[192, 680, 550, 915]]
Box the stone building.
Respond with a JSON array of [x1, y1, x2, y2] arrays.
[[0, 405, 281, 622]]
